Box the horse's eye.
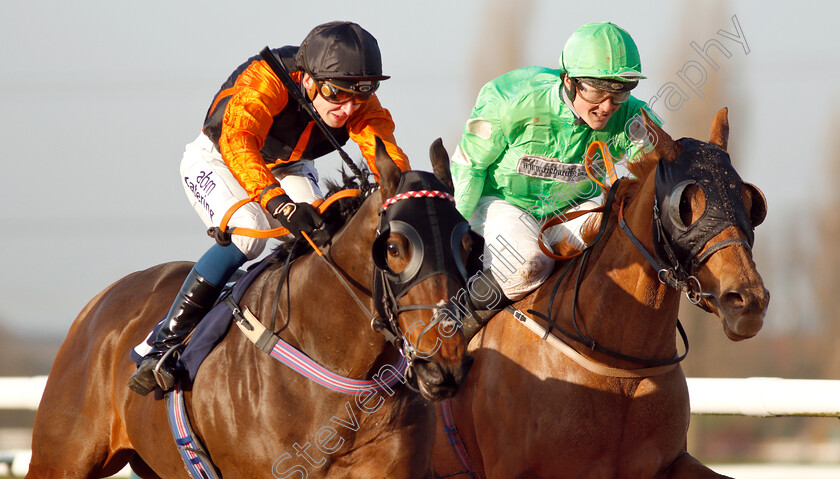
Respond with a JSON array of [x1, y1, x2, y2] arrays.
[[678, 183, 705, 228], [387, 242, 401, 257]]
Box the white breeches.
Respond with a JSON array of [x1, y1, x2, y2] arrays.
[[179, 133, 324, 259], [469, 196, 601, 301]]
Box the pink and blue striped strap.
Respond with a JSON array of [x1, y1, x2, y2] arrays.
[[268, 338, 408, 394]]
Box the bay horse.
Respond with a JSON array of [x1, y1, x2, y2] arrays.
[[431, 109, 769, 479], [29, 139, 477, 478]]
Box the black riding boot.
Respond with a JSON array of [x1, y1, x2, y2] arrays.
[[127, 269, 222, 395], [462, 268, 512, 342]]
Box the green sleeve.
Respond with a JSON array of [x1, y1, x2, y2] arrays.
[[451, 84, 509, 219]]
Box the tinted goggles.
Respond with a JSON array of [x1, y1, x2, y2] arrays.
[[573, 78, 631, 105], [316, 79, 379, 104]]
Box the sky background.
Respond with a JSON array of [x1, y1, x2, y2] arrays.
[[1, 0, 837, 339]]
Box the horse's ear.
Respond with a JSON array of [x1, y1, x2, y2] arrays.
[[429, 138, 454, 192], [374, 136, 401, 199], [743, 182, 767, 228], [709, 107, 729, 151], [641, 108, 678, 162]]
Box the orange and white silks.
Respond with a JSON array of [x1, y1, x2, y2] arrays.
[[210, 59, 409, 211]]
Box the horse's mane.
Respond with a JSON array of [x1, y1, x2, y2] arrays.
[[321, 163, 377, 224]]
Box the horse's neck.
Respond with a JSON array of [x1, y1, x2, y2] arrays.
[[562, 177, 681, 362], [244, 196, 394, 379]]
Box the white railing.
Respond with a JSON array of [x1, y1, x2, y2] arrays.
[[687, 377, 840, 417], [0, 376, 47, 411], [8, 376, 838, 415], [2, 376, 839, 478]]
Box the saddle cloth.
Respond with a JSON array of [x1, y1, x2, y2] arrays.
[[130, 251, 279, 384]]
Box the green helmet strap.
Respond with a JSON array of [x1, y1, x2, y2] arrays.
[[564, 74, 576, 102]]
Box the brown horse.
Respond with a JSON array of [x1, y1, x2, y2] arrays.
[[29, 139, 477, 478], [431, 109, 769, 479]]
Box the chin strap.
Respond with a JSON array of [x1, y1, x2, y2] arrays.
[[560, 81, 586, 126]]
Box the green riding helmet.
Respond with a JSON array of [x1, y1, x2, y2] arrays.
[[560, 22, 645, 89]]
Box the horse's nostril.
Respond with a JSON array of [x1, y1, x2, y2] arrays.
[[721, 290, 745, 309]]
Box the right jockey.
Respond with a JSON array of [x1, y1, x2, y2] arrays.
[[451, 22, 658, 309], [128, 21, 410, 396]]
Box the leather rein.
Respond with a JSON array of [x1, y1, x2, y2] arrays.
[[214, 186, 465, 388], [530, 144, 757, 372], [531, 180, 690, 369]]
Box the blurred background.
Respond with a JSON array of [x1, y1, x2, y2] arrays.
[[1, 0, 838, 471]]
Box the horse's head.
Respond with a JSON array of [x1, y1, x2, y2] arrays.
[[369, 138, 477, 400], [641, 108, 769, 340]]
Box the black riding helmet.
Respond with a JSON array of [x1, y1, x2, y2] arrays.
[[295, 21, 390, 82]]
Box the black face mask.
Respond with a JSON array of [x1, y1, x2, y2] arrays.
[[653, 138, 762, 270], [372, 171, 483, 305]]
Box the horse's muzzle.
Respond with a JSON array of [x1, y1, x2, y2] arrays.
[[413, 354, 474, 400], [719, 284, 769, 341]]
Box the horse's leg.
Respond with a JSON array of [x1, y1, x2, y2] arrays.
[[123, 393, 191, 478], [129, 454, 163, 479], [431, 404, 461, 477], [27, 287, 135, 478], [660, 451, 732, 479], [119, 265, 201, 477], [29, 263, 193, 478], [321, 398, 436, 479]]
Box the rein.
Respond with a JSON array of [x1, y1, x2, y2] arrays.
[[217, 186, 464, 391], [622, 197, 715, 309], [509, 306, 679, 377], [207, 188, 361, 245], [532, 181, 690, 370], [530, 141, 756, 372]]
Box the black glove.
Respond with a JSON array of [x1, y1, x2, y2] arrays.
[[267, 194, 328, 244]]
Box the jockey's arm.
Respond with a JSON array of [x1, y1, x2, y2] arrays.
[[450, 97, 507, 220], [346, 95, 410, 180], [217, 60, 293, 211]]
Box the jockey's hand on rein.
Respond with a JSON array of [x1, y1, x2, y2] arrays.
[[267, 194, 328, 245]]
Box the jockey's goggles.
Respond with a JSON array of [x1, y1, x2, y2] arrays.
[[572, 78, 632, 105], [316, 79, 378, 104]]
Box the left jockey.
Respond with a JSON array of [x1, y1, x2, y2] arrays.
[[128, 21, 410, 396]]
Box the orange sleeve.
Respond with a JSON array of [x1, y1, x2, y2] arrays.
[[217, 60, 296, 209], [346, 96, 411, 180]]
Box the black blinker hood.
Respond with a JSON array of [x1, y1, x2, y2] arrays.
[[373, 171, 477, 293], [654, 138, 754, 268]]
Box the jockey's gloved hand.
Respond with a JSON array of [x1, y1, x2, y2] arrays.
[[267, 194, 328, 245]]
